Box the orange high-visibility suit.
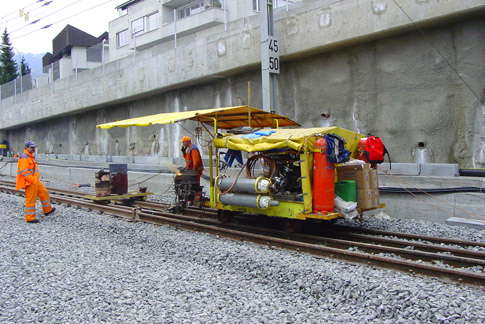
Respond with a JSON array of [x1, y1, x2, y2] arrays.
[[16, 149, 53, 222], [183, 144, 204, 181]]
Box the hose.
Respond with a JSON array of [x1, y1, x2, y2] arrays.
[[379, 186, 485, 194], [459, 169, 485, 177], [245, 154, 277, 179]]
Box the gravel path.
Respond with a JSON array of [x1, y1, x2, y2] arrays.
[[0, 192, 484, 323]]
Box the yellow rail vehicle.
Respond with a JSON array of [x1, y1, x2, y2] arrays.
[[97, 106, 383, 222]]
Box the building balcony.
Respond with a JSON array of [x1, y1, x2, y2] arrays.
[[161, 7, 225, 39], [161, 0, 196, 8]]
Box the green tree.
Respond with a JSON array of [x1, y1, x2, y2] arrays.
[[19, 56, 31, 76], [0, 28, 18, 84]]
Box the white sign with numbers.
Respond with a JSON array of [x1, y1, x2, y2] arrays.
[[267, 36, 280, 74]]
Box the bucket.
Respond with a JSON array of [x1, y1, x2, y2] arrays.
[[335, 180, 357, 202]]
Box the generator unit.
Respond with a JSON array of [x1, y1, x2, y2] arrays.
[[95, 164, 128, 197]]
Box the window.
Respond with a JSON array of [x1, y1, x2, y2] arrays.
[[147, 12, 160, 31], [131, 11, 160, 36], [253, 0, 292, 11], [131, 17, 145, 35], [116, 29, 129, 48], [176, 0, 221, 20]]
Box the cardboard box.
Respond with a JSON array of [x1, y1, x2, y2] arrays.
[[372, 188, 380, 207], [357, 189, 374, 210], [369, 168, 379, 190], [337, 164, 371, 190]]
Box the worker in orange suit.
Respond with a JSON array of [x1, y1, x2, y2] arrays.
[[16, 141, 56, 223], [181, 136, 204, 182]]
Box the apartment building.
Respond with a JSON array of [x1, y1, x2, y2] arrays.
[[109, 0, 296, 61], [42, 25, 109, 81]]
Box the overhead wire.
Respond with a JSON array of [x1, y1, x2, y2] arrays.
[[10, 0, 89, 34], [391, 0, 481, 103], [2, 0, 56, 28], [11, 0, 117, 41], [1, 0, 46, 21]]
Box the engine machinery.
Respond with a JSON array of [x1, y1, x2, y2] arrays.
[[88, 163, 151, 204], [173, 169, 204, 211]]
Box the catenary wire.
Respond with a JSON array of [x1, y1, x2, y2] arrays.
[[2, 0, 56, 27], [10, 0, 85, 33], [11, 0, 117, 41], [1, 0, 48, 21], [391, 0, 481, 103], [10, 0, 90, 34]]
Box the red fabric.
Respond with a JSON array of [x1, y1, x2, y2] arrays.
[[358, 136, 385, 164]]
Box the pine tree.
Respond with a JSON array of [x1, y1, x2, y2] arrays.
[[0, 29, 18, 85], [19, 56, 31, 76]]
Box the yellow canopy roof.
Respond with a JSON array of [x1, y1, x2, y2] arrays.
[[96, 106, 300, 129], [214, 127, 363, 152]]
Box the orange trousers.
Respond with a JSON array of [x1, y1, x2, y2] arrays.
[[24, 182, 53, 222]]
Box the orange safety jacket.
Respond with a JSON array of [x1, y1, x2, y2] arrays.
[[183, 144, 204, 175], [16, 149, 40, 190]]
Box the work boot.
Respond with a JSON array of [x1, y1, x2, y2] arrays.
[[26, 219, 40, 223], [44, 207, 56, 216]]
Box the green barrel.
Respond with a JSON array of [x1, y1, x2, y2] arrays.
[[335, 180, 357, 202]]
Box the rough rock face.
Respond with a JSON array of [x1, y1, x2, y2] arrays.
[[7, 19, 485, 167]]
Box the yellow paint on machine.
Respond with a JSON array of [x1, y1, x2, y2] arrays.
[[214, 201, 341, 221]]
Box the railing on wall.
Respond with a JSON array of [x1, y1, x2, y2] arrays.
[[0, 40, 109, 102], [0, 73, 33, 100]]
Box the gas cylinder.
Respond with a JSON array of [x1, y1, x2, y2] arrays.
[[312, 137, 335, 213]]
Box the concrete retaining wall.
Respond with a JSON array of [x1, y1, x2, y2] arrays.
[[2, 0, 485, 167]]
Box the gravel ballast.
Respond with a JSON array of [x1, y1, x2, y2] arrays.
[[0, 192, 484, 323]]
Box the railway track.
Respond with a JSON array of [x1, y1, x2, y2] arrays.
[[0, 179, 484, 286]]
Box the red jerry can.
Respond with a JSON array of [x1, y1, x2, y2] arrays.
[[312, 138, 335, 213]]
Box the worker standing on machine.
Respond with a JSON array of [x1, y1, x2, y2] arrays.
[[16, 141, 56, 223], [181, 136, 204, 182]]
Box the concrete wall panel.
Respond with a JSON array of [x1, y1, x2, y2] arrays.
[[4, 10, 485, 167]]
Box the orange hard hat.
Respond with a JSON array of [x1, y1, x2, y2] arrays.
[[181, 136, 192, 142]]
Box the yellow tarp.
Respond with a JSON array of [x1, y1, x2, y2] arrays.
[[214, 127, 363, 153], [96, 106, 300, 129]]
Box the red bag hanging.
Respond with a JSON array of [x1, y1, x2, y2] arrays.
[[357, 136, 388, 166]]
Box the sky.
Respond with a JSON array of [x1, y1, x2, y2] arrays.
[[0, 0, 122, 54]]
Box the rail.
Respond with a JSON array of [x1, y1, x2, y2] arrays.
[[0, 179, 483, 286]]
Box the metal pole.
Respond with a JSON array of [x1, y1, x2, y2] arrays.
[[101, 39, 105, 74], [223, 0, 227, 32], [261, 0, 279, 113], [173, 9, 177, 49]]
